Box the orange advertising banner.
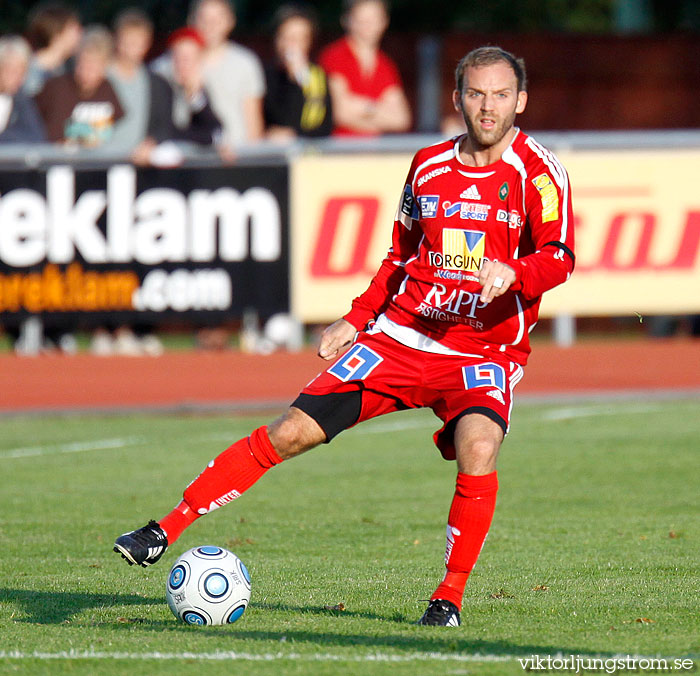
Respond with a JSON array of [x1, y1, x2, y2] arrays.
[[540, 149, 700, 317], [291, 154, 410, 323], [291, 149, 700, 322]]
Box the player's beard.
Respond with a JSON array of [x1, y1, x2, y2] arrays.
[[462, 105, 517, 151]]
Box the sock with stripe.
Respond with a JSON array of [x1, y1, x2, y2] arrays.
[[430, 471, 499, 610], [158, 426, 283, 544]]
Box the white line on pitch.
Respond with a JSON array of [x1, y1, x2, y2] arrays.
[[0, 437, 144, 460], [355, 417, 436, 435], [2, 650, 688, 665], [540, 403, 662, 422], [0, 650, 513, 663]]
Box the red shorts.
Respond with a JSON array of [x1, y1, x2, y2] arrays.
[[297, 330, 524, 460]]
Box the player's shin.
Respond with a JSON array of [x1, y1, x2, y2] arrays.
[[431, 471, 498, 610], [158, 426, 283, 543]]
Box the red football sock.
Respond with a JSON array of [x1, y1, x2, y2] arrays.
[[158, 426, 283, 544], [158, 499, 198, 543], [431, 471, 498, 610]]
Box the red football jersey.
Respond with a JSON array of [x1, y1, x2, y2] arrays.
[[343, 131, 575, 366]]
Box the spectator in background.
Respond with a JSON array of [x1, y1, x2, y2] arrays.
[[319, 0, 410, 137], [23, 2, 82, 96], [264, 4, 332, 142], [0, 35, 47, 143], [35, 26, 124, 147], [164, 27, 222, 145], [190, 0, 265, 147], [86, 11, 174, 356], [132, 27, 223, 167], [107, 9, 174, 155]]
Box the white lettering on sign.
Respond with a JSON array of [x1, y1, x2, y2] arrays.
[[0, 165, 282, 267]]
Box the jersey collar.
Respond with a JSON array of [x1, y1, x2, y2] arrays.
[[453, 128, 521, 170]]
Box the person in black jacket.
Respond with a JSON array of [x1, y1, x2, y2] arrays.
[[264, 4, 332, 141], [0, 35, 47, 143], [166, 27, 222, 145], [132, 26, 222, 165]]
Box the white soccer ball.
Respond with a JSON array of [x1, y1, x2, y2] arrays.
[[165, 546, 251, 625]]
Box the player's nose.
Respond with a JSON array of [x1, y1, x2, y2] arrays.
[[481, 94, 495, 110]]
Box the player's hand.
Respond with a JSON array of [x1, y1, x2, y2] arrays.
[[479, 260, 516, 304], [318, 319, 357, 360]]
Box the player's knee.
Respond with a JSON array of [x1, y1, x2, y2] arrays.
[[456, 438, 500, 474], [454, 412, 504, 473], [267, 408, 325, 459], [470, 439, 499, 461]]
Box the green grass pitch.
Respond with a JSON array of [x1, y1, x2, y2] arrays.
[[1, 397, 698, 675]]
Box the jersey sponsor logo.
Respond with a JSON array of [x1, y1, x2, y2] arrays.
[[498, 181, 509, 201], [400, 184, 418, 218], [414, 301, 484, 329], [532, 173, 559, 223], [459, 184, 481, 200], [416, 282, 487, 328], [434, 268, 477, 283], [398, 184, 419, 229], [443, 201, 463, 218], [462, 362, 506, 392], [496, 209, 523, 229], [418, 195, 439, 218], [328, 343, 383, 382], [442, 201, 491, 221], [416, 165, 451, 187], [428, 228, 485, 272]]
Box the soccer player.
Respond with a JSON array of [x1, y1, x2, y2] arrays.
[[114, 46, 575, 627]]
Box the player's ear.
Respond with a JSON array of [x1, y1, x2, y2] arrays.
[[452, 89, 463, 114], [516, 90, 528, 114]]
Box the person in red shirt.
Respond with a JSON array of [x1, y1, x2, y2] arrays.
[[114, 46, 575, 627], [319, 0, 410, 136]]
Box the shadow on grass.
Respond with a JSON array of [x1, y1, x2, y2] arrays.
[[1, 588, 617, 658], [221, 629, 589, 657], [0, 588, 161, 625], [121, 623, 606, 659], [251, 600, 406, 622]]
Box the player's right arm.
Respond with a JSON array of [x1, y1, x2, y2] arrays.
[[318, 318, 357, 360]]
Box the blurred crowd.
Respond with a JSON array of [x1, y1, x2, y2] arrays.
[[0, 0, 413, 355], [0, 0, 413, 162], [3, 0, 696, 354]]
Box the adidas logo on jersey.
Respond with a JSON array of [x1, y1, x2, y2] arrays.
[[460, 184, 481, 200], [486, 389, 505, 404]]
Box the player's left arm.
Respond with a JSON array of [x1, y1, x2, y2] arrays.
[[499, 163, 575, 301]]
